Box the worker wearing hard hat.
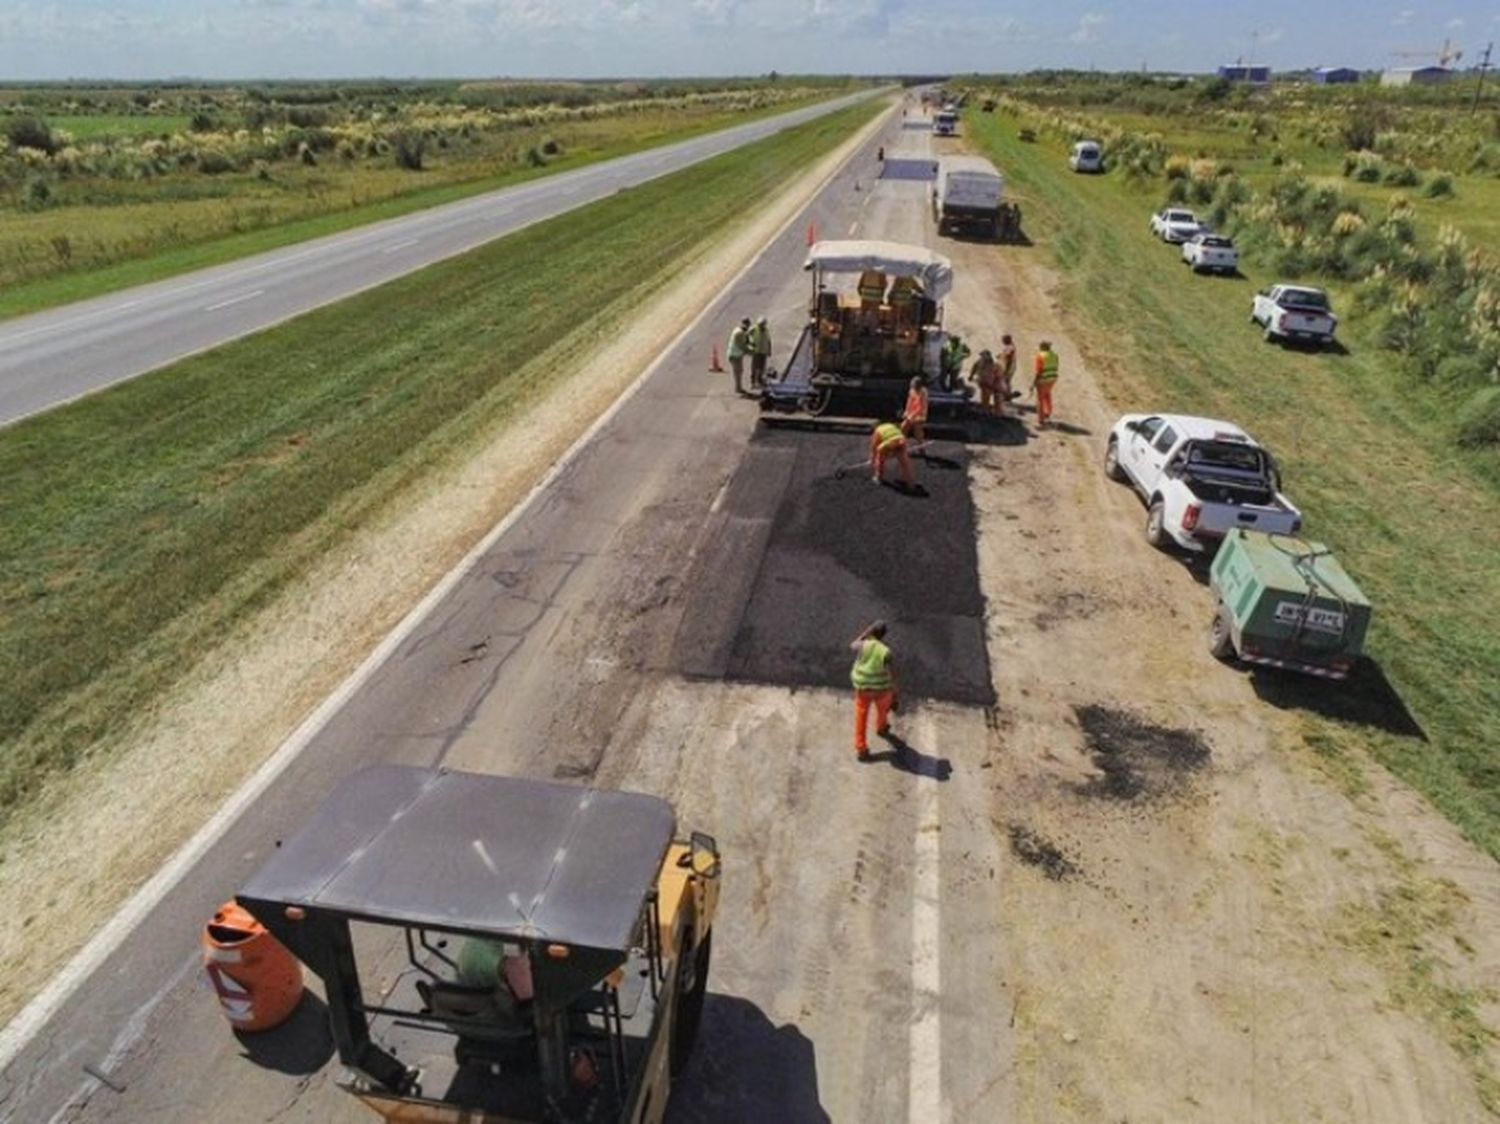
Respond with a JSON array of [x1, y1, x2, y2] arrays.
[[1032, 339, 1060, 428], [748, 316, 772, 389], [850, 620, 899, 761], [726, 317, 752, 395], [869, 418, 916, 488]]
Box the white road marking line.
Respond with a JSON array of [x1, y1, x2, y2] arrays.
[[381, 238, 421, 254], [0, 99, 899, 1078], [849, 222, 860, 236], [202, 289, 264, 312], [909, 716, 944, 1124]]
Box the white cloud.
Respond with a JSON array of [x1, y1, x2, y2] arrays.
[[1069, 12, 1105, 44], [1446, 16, 1465, 29], [1260, 26, 1285, 46], [1391, 8, 1413, 26]]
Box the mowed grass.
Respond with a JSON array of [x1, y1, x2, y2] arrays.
[[48, 115, 193, 139], [0, 92, 842, 320], [0, 99, 882, 819], [969, 111, 1500, 861]]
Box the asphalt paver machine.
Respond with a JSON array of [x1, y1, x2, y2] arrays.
[[238, 766, 721, 1124], [762, 239, 972, 420]]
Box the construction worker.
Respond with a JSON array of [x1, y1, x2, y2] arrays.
[[997, 334, 1017, 416], [1032, 339, 1060, 427], [971, 349, 1000, 415], [748, 316, 771, 388], [870, 418, 915, 488], [940, 333, 970, 392], [850, 620, 898, 761], [902, 376, 929, 448], [726, 317, 752, 395]]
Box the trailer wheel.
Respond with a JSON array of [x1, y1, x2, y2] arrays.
[[1103, 438, 1126, 482], [1145, 501, 1169, 549], [670, 933, 712, 1076], [802, 388, 832, 417], [1208, 609, 1235, 661]]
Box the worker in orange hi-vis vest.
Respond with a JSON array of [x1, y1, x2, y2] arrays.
[[1032, 339, 1060, 428], [901, 376, 929, 449], [869, 419, 915, 488]]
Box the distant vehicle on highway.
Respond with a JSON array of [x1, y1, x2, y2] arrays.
[[1150, 207, 1207, 244], [934, 108, 959, 136], [1069, 140, 1104, 172], [1104, 413, 1302, 552], [1181, 233, 1240, 274], [1251, 284, 1339, 346]]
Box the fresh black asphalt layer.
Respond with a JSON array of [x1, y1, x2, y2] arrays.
[[674, 425, 995, 706]]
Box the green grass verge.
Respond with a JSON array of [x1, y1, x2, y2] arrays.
[[967, 111, 1500, 861], [49, 115, 194, 140], [0, 93, 849, 321], [0, 99, 882, 820]]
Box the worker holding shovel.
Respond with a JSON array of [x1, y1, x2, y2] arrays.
[[869, 419, 916, 488], [901, 376, 929, 449], [850, 620, 899, 761]]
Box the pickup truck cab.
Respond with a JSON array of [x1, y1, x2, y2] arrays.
[[1069, 140, 1104, 172], [1104, 413, 1303, 552], [1251, 284, 1338, 346], [1150, 208, 1205, 244], [1181, 233, 1239, 274]]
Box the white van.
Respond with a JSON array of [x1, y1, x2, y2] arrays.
[[1070, 140, 1104, 173], [931, 155, 1005, 237]]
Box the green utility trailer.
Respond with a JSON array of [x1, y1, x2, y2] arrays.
[[1208, 529, 1372, 680]]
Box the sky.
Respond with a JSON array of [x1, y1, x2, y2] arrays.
[[0, 0, 1497, 82]]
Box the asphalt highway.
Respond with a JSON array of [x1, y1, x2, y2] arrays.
[[0, 90, 874, 429], [0, 101, 1021, 1124]]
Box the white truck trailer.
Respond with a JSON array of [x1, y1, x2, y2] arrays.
[[931, 155, 1008, 239]]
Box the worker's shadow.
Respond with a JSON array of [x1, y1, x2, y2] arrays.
[[666, 995, 828, 1123], [235, 992, 335, 1075], [868, 731, 954, 781]]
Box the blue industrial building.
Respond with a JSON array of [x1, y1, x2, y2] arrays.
[[1312, 66, 1360, 84], [1217, 64, 1272, 84]]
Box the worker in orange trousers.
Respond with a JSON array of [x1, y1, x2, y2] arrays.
[[870, 420, 915, 487], [1032, 339, 1059, 428], [850, 620, 899, 760]]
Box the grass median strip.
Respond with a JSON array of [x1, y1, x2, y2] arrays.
[[0, 98, 881, 822], [968, 110, 1500, 861]]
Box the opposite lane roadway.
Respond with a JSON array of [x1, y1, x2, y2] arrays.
[[0, 89, 876, 429]]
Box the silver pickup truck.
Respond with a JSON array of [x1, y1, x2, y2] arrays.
[[1105, 413, 1303, 552]]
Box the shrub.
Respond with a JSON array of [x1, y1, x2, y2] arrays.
[[1423, 174, 1455, 199], [1384, 163, 1422, 187], [1456, 386, 1500, 447], [1018, 127, 1036, 142], [393, 131, 426, 170], [541, 138, 561, 156], [1164, 154, 1190, 179], [526, 146, 546, 167], [22, 176, 53, 209], [6, 115, 57, 154], [189, 112, 216, 133], [197, 150, 234, 175]]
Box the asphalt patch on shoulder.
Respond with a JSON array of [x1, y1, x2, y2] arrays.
[[1007, 824, 1078, 881], [671, 426, 993, 706], [1073, 704, 1210, 802]]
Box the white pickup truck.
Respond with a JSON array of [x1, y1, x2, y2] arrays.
[[1181, 233, 1239, 274], [1251, 284, 1338, 346], [1104, 413, 1303, 552], [1150, 208, 1206, 244]]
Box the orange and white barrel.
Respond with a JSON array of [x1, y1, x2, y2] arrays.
[[202, 900, 304, 1032]]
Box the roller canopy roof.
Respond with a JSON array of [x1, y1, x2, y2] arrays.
[[239, 766, 676, 954], [804, 240, 953, 300]]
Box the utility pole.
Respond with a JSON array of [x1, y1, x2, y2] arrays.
[[1474, 41, 1494, 114]]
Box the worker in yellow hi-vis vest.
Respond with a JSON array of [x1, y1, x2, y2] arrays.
[[869, 419, 915, 488], [850, 620, 899, 760], [1032, 339, 1060, 428]]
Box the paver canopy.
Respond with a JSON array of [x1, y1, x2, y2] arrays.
[[804, 240, 954, 301]]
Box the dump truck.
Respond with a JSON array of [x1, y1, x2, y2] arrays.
[[931, 154, 1021, 241], [1208, 529, 1372, 679], [237, 766, 721, 1124], [760, 239, 972, 419]]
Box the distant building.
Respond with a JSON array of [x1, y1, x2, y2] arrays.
[[1381, 66, 1452, 87], [1217, 64, 1271, 84], [1313, 67, 1360, 84]]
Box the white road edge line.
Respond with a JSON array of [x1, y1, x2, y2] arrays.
[[909, 711, 944, 1124], [0, 98, 893, 1076], [202, 289, 264, 313]]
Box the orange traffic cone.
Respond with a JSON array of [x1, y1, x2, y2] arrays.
[[806, 221, 818, 247], [709, 343, 724, 372]]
